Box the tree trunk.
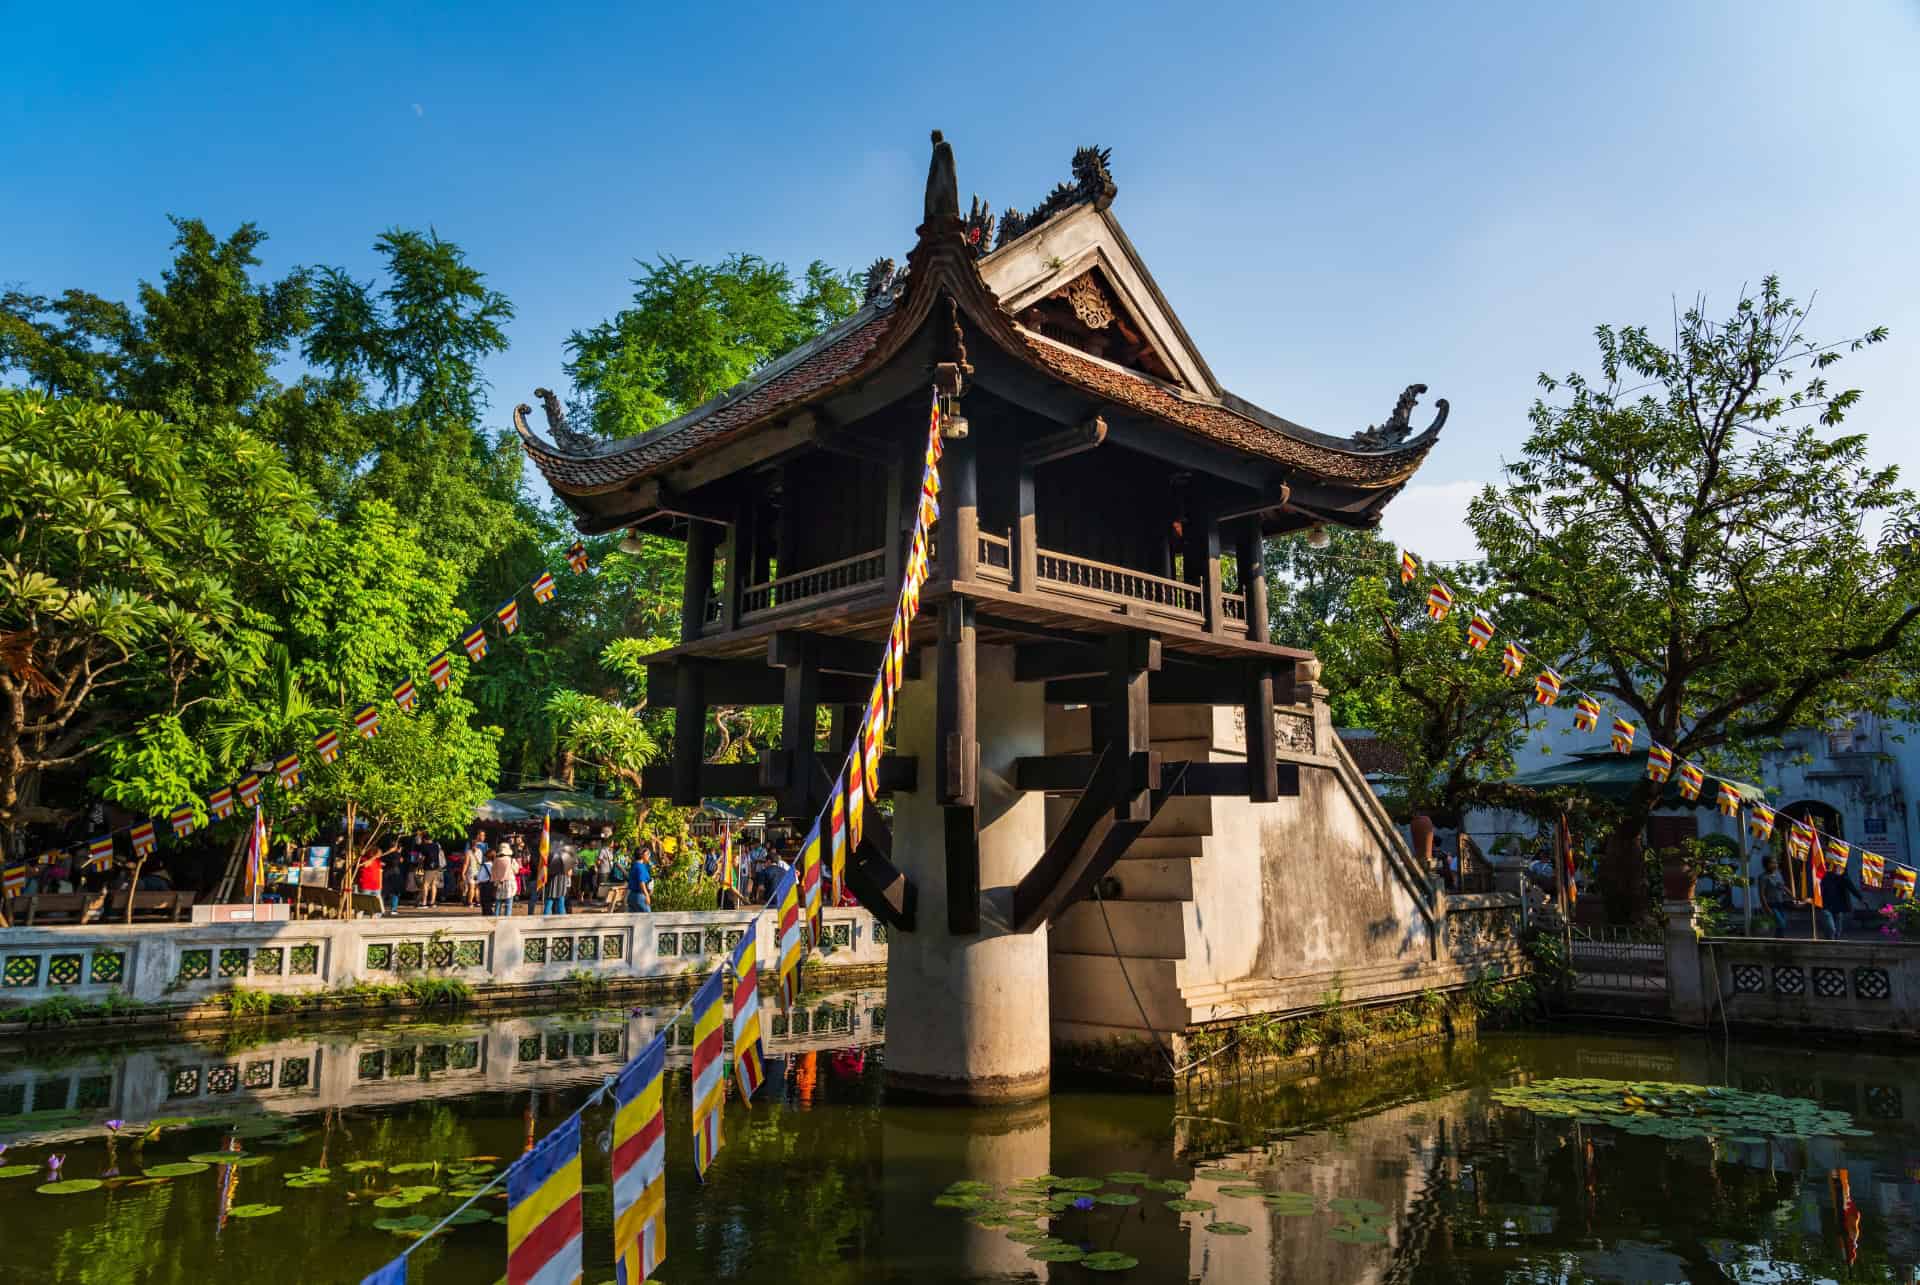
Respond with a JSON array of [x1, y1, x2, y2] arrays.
[[1599, 817, 1649, 924]]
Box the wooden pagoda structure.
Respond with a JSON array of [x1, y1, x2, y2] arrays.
[[521, 131, 1444, 1099]]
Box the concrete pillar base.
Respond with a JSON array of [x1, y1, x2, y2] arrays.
[[885, 1064, 1052, 1107]]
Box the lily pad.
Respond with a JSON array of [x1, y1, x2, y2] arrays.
[[1051, 1176, 1103, 1191], [389, 1162, 437, 1174], [1141, 1178, 1190, 1194], [1105, 1171, 1150, 1184], [1094, 1192, 1139, 1206], [374, 1215, 434, 1234], [1165, 1198, 1215, 1213], [446, 1208, 493, 1226], [375, 1193, 424, 1208], [1026, 1244, 1085, 1263], [0, 1165, 41, 1179], [343, 1160, 386, 1172], [943, 1180, 993, 1195], [189, 1152, 251, 1164], [1328, 1224, 1388, 1244], [37, 1179, 104, 1195], [1329, 1197, 1386, 1216], [230, 1203, 282, 1218], [145, 1162, 212, 1177], [1006, 1228, 1058, 1244], [1195, 1168, 1246, 1180], [1081, 1252, 1140, 1272], [933, 1193, 983, 1209], [1206, 1221, 1252, 1235], [1217, 1185, 1267, 1199]]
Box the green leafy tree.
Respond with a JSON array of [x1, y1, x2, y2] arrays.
[[0, 288, 137, 399], [565, 254, 859, 437], [0, 391, 318, 850], [1469, 276, 1916, 918]]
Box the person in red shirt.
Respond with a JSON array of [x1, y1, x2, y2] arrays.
[[355, 845, 384, 912]]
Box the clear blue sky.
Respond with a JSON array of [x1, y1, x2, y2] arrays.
[[5, 1, 1916, 558]]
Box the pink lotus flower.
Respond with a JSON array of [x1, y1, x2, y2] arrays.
[[47, 1154, 64, 1175]]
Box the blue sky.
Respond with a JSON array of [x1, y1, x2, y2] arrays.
[[5, 1, 1917, 559]]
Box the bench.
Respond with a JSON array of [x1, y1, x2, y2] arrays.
[[4, 893, 106, 925], [103, 891, 197, 922]]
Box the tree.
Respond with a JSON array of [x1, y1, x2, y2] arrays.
[[1469, 276, 1917, 918], [565, 254, 859, 437], [0, 288, 137, 399], [0, 391, 318, 851]]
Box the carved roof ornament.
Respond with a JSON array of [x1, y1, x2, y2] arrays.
[[962, 195, 996, 258], [1351, 383, 1449, 448], [516, 387, 596, 452], [1064, 274, 1114, 330], [995, 145, 1118, 248], [924, 129, 959, 223], [862, 257, 899, 304]]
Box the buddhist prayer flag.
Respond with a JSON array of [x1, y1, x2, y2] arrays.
[[1534, 668, 1564, 706], [429, 652, 453, 691], [1890, 865, 1915, 899], [130, 821, 156, 857], [773, 864, 804, 1008], [276, 754, 302, 789], [566, 541, 588, 574], [1676, 761, 1704, 801], [861, 677, 886, 797], [247, 805, 268, 897], [1425, 581, 1454, 621], [1646, 744, 1674, 783], [1807, 833, 1828, 905], [728, 929, 765, 1105], [1, 864, 25, 894], [315, 730, 342, 764], [209, 786, 235, 820], [1501, 642, 1526, 678], [86, 835, 114, 869], [1748, 803, 1776, 842], [169, 805, 196, 838], [1786, 821, 1811, 862], [1399, 550, 1418, 584], [463, 627, 489, 663], [612, 1034, 667, 1285], [1827, 838, 1852, 870], [531, 571, 557, 604], [496, 598, 521, 635], [799, 817, 824, 945], [1862, 851, 1885, 888], [507, 1112, 584, 1285], [355, 704, 381, 738], [1715, 781, 1741, 817], [359, 1259, 407, 1285], [843, 758, 863, 880], [690, 967, 726, 1181], [1466, 612, 1495, 650], [1573, 696, 1601, 732], [236, 774, 263, 807], [393, 679, 417, 713], [1610, 716, 1637, 754]]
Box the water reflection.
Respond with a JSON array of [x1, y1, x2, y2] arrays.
[[0, 1010, 1916, 1283]]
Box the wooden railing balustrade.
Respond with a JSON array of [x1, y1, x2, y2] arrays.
[[738, 548, 887, 618], [1222, 592, 1247, 623], [976, 531, 1013, 585], [1034, 549, 1204, 622]]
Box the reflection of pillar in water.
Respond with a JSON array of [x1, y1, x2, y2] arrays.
[[882, 1098, 1051, 1280], [524, 1089, 538, 1154], [216, 1135, 241, 1233], [794, 1052, 817, 1109]]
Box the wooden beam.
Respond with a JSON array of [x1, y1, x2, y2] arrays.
[[1015, 636, 1161, 683], [719, 498, 744, 632], [650, 660, 872, 708], [629, 475, 736, 526], [1020, 415, 1106, 468], [944, 805, 979, 934], [881, 440, 906, 604], [1012, 752, 1161, 794], [638, 755, 915, 801], [1218, 484, 1292, 524], [680, 521, 718, 643], [844, 811, 916, 931], [1010, 743, 1141, 931], [1012, 756, 1297, 798], [1103, 632, 1153, 821], [935, 597, 977, 807], [1045, 662, 1257, 707], [769, 630, 918, 680]]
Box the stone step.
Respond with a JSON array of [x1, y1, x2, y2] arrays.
[[1102, 854, 1196, 900], [1050, 898, 1189, 959], [1048, 952, 1189, 1032]]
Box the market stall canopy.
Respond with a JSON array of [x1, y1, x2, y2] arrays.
[[480, 787, 622, 823], [1505, 751, 1765, 810]]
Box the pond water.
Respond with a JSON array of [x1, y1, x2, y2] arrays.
[[1, 997, 1916, 1283]]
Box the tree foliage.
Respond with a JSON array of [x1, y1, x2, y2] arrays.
[[1469, 276, 1913, 912]]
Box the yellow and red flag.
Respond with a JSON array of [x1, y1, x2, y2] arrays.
[[428, 652, 453, 691], [1534, 668, 1564, 706], [531, 571, 557, 604], [1466, 612, 1495, 649], [315, 730, 341, 764], [690, 968, 727, 1180], [392, 679, 417, 714], [1425, 581, 1454, 621], [566, 540, 589, 574], [1676, 761, 1704, 801], [773, 864, 805, 1007], [1747, 803, 1776, 842], [236, 774, 263, 807], [169, 805, 196, 838], [496, 597, 521, 635], [1501, 642, 1526, 678], [1399, 550, 1418, 583], [1861, 851, 1885, 888], [728, 929, 765, 1104], [1715, 781, 1741, 817], [611, 1035, 666, 1285], [462, 627, 488, 663], [1610, 716, 1636, 754], [275, 754, 301, 789], [209, 786, 236, 820], [1646, 744, 1674, 783], [130, 820, 156, 857], [1573, 696, 1601, 731], [354, 704, 380, 739], [1889, 864, 1914, 899], [507, 1114, 583, 1285], [799, 816, 825, 945]]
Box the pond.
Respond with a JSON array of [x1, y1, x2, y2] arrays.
[[0, 998, 1916, 1283]]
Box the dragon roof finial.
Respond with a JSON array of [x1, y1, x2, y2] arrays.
[[1351, 383, 1449, 448]]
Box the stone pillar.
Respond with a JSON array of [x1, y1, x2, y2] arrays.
[[885, 643, 1051, 1103], [1664, 898, 1709, 1026]]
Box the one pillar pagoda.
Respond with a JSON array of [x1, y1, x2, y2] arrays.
[[519, 131, 1447, 1102]]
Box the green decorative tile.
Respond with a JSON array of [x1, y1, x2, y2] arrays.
[[420, 1044, 447, 1073], [571, 1031, 594, 1057], [74, 1074, 112, 1109], [575, 935, 597, 962], [427, 939, 454, 969], [2, 955, 38, 988], [46, 954, 83, 987], [596, 1028, 620, 1055], [277, 1057, 311, 1089], [395, 941, 423, 971], [388, 1047, 416, 1077], [873, 1005, 887, 1033], [680, 932, 702, 956], [517, 1036, 541, 1063], [523, 938, 547, 965], [88, 951, 125, 985], [724, 929, 743, 952], [176, 949, 211, 983], [243, 1061, 274, 1089], [251, 947, 283, 976], [218, 948, 249, 979], [453, 939, 484, 968], [545, 1033, 568, 1060], [830, 923, 851, 948], [550, 936, 573, 964], [357, 1050, 386, 1081], [602, 934, 624, 960], [167, 1067, 201, 1099], [451, 1041, 480, 1070], [873, 921, 888, 946], [364, 943, 392, 971], [703, 929, 724, 955], [289, 944, 319, 975], [657, 932, 679, 956], [771, 1013, 788, 1036]]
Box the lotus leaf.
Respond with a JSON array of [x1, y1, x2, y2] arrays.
[[230, 1203, 282, 1218], [1026, 1244, 1085, 1262], [343, 1161, 386, 1172], [374, 1215, 434, 1234], [933, 1194, 982, 1209], [390, 1162, 437, 1174], [1217, 1185, 1266, 1199], [375, 1193, 424, 1208], [37, 1180, 104, 1194], [1206, 1221, 1252, 1235], [143, 1162, 211, 1177], [1165, 1198, 1215, 1212], [1052, 1177, 1103, 1191], [1081, 1252, 1140, 1272], [446, 1208, 494, 1225], [189, 1152, 250, 1164], [1006, 1228, 1059, 1244], [0, 1165, 41, 1179], [1142, 1179, 1190, 1193], [1328, 1224, 1387, 1244], [1105, 1171, 1150, 1184], [1329, 1197, 1386, 1216], [1094, 1192, 1139, 1206]]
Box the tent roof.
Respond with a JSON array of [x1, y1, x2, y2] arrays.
[[1504, 750, 1765, 809]]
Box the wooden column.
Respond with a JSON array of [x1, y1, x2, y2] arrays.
[[881, 442, 906, 595], [1011, 458, 1038, 593], [1105, 632, 1154, 821], [1182, 493, 1223, 635], [719, 501, 744, 632], [773, 463, 796, 580], [935, 598, 977, 806], [670, 660, 707, 807], [1237, 520, 1269, 643], [938, 430, 978, 583], [680, 521, 718, 643], [770, 633, 820, 819], [1244, 662, 1280, 803]]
